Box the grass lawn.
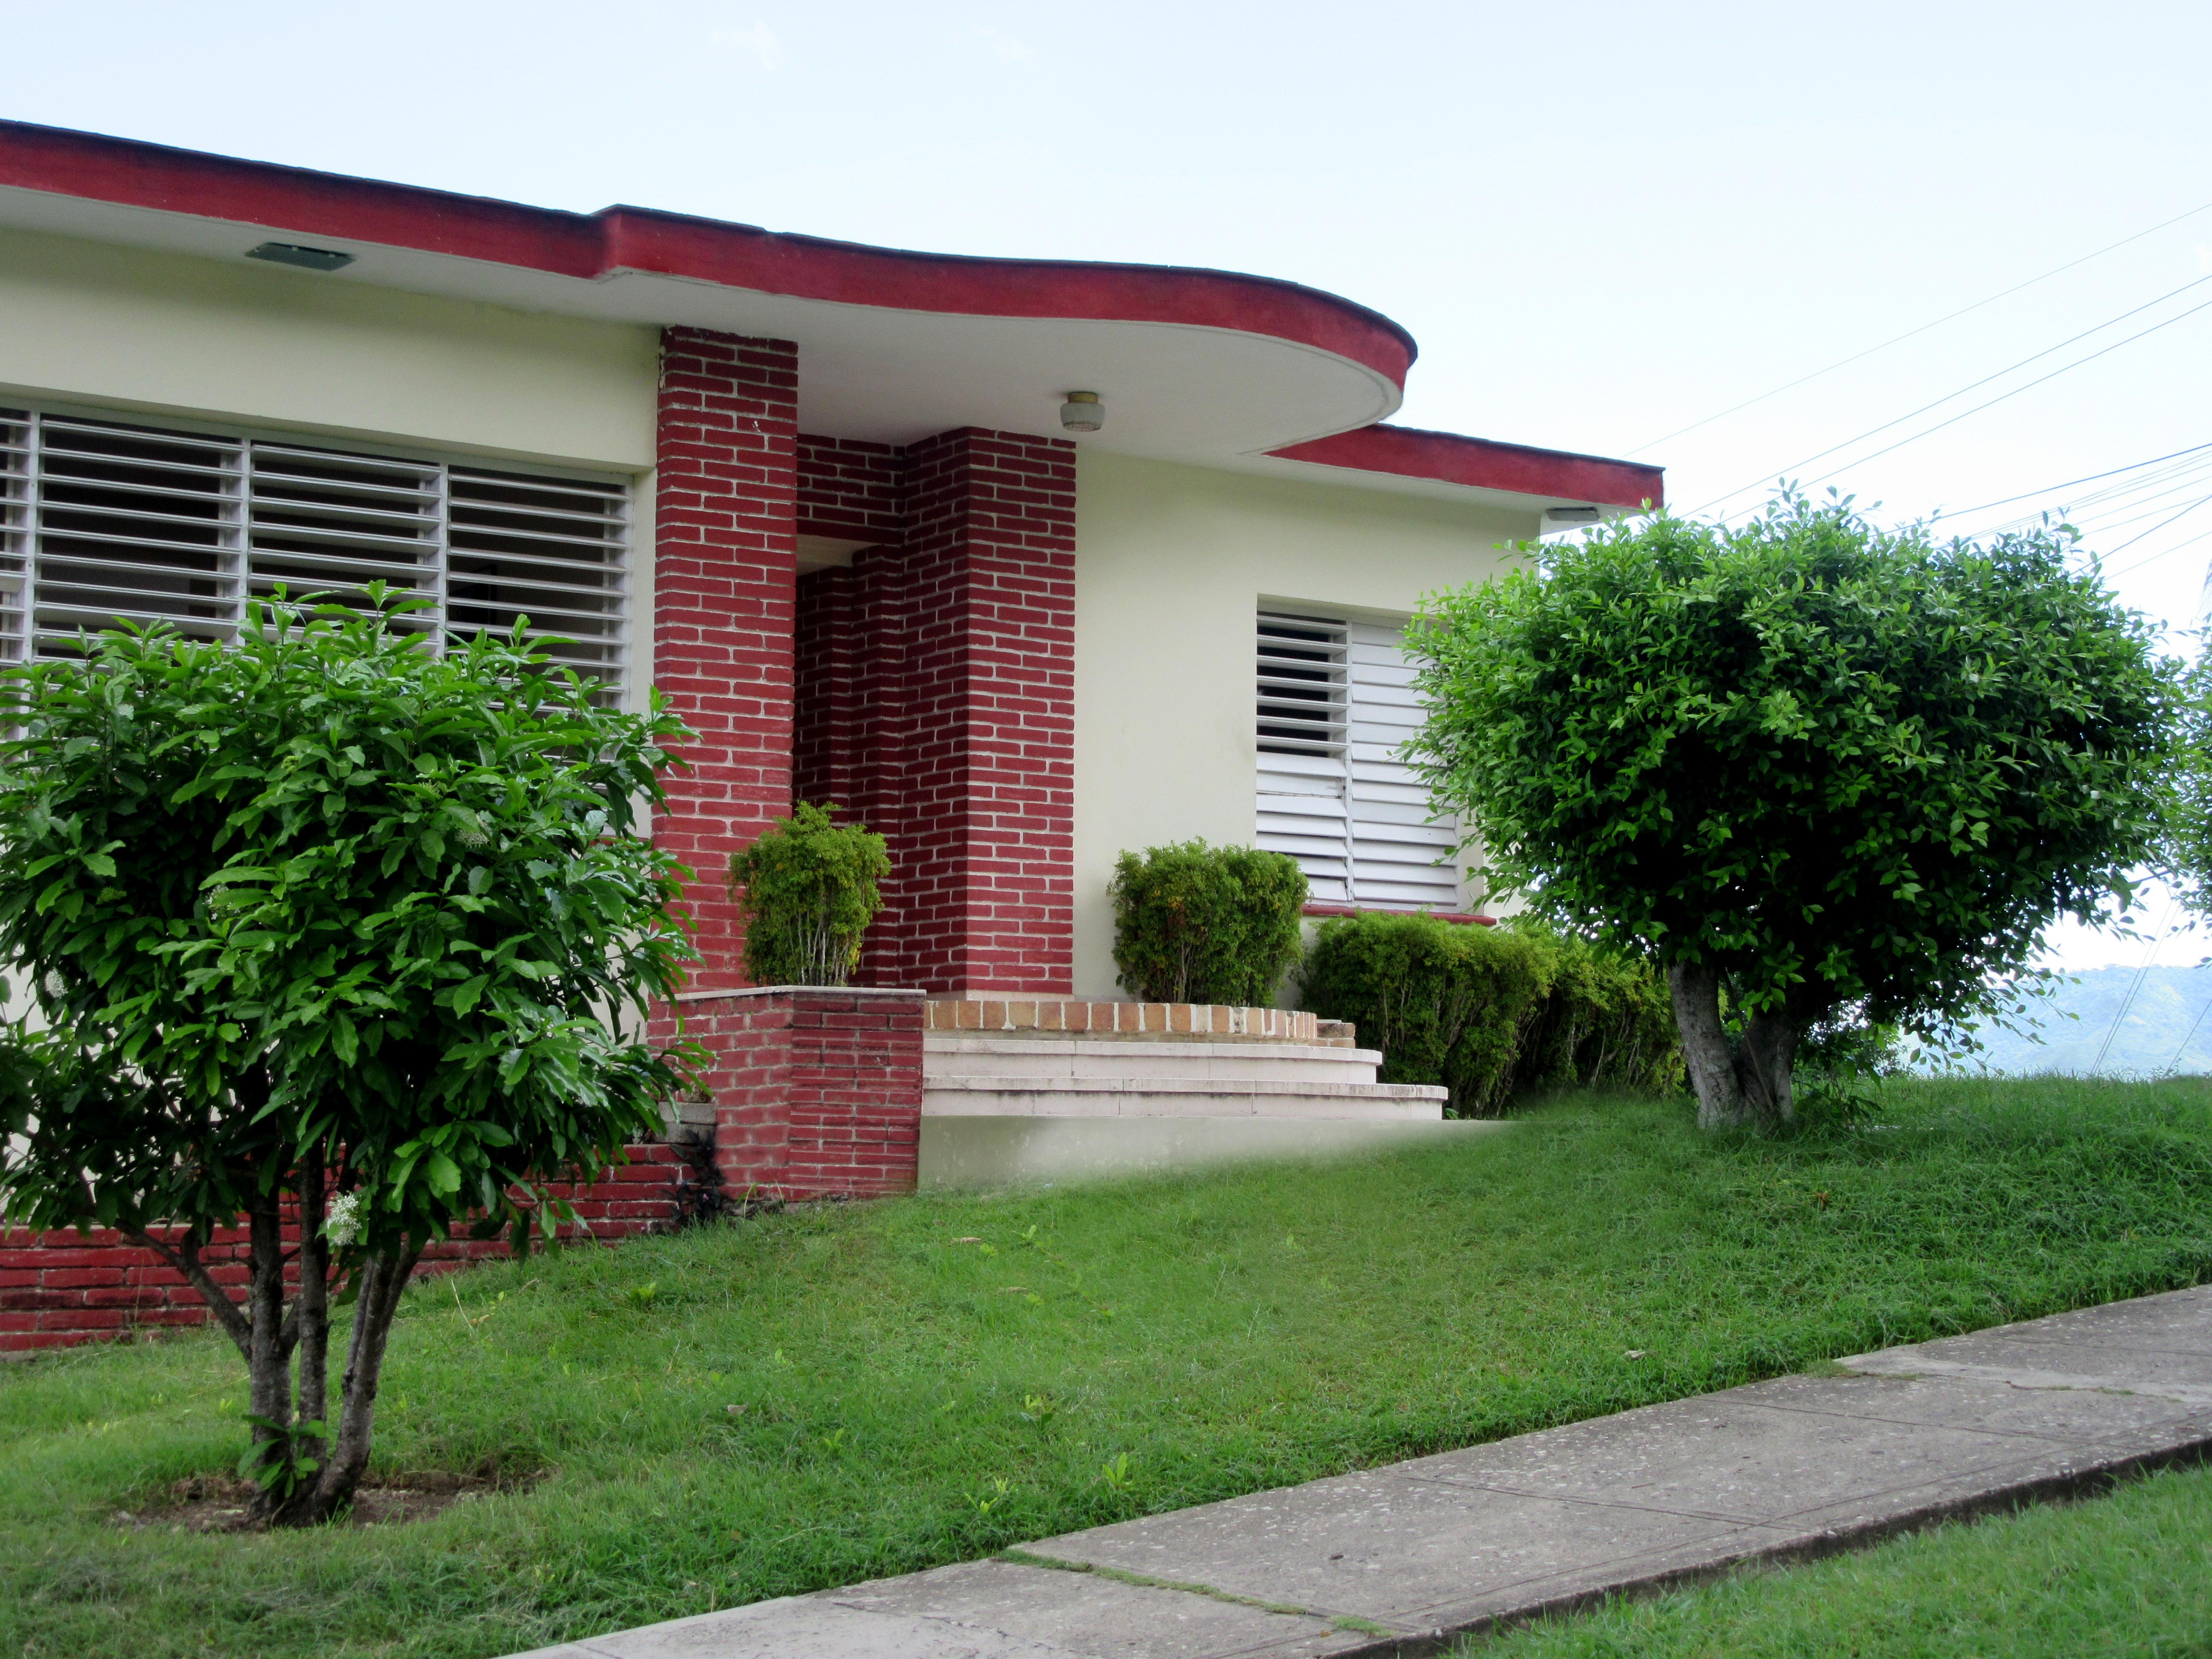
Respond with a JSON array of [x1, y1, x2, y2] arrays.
[[4, 1076, 2210, 1659], [1468, 1461, 2212, 1657]]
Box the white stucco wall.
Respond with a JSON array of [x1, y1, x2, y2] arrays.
[[1071, 450, 1541, 1000], [0, 224, 664, 699]]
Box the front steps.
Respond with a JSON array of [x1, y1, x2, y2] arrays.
[[919, 1000, 1487, 1186]]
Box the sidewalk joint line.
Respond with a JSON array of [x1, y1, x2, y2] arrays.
[[996, 1547, 1397, 1637]]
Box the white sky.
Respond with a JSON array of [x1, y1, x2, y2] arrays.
[[7, 0, 2210, 969]]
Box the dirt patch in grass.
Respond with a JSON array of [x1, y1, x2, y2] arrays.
[[113, 1468, 536, 1533]]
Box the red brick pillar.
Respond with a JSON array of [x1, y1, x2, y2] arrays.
[[894, 429, 1077, 995], [652, 328, 799, 990]]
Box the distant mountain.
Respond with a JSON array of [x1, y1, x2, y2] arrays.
[[1925, 964, 2212, 1076]]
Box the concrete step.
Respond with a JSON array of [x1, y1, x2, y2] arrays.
[[923, 1076, 1446, 1121], [919, 1115, 1502, 1187], [925, 1035, 1384, 1086]]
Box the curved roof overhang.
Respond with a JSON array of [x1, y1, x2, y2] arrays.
[[0, 120, 1659, 512]]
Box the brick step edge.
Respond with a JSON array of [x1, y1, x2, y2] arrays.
[[926, 999, 1353, 1047]]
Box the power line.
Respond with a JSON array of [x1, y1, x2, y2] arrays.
[[2088, 486, 2212, 553], [1629, 195, 2212, 457], [2164, 974, 2212, 1075], [1928, 440, 2212, 524], [2107, 523, 2212, 582], [2091, 896, 2177, 1074], [1980, 452, 2212, 541], [1696, 285, 2212, 518]]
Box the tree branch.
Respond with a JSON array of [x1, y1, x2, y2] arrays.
[[125, 1224, 251, 1357]]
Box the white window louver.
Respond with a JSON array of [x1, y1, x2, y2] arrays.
[[0, 405, 628, 690], [1257, 608, 1462, 910]]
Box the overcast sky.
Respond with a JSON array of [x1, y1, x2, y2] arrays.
[[8, 0, 2210, 969]]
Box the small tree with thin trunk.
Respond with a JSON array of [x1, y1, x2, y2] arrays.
[[0, 594, 694, 1525], [1408, 492, 2177, 1129]]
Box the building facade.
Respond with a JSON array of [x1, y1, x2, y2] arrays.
[[0, 120, 1662, 1002]]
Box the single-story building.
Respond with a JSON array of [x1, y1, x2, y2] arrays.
[[0, 119, 1660, 1005]]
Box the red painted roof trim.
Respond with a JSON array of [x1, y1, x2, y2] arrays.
[[1269, 423, 1663, 509], [0, 120, 1417, 390]]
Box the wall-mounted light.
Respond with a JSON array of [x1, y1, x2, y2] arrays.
[[1060, 391, 1104, 433], [246, 242, 355, 272]]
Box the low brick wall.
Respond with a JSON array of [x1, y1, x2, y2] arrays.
[[666, 985, 926, 1200], [9, 986, 930, 1355], [1, 1140, 708, 1356]]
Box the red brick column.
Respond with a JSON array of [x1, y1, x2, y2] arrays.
[[672, 987, 925, 1199], [653, 327, 800, 990], [893, 428, 1077, 994]]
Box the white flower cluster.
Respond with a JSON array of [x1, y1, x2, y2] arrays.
[[323, 1190, 363, 1248]]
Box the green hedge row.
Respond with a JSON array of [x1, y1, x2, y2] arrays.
[[1104, 841, 1681, 1116], [1300, 911, 1682, 1116]]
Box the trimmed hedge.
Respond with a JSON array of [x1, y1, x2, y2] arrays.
[[1300, 911, 1681, 1115], [727, 801, 890, 987], [1109, 841, 1307, 1005]]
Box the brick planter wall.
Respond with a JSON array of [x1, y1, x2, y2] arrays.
[[670, 985, 926, 1199], [1, 1139, 710, 1355]]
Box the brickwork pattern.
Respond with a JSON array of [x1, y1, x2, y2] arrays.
[[786, 428, 1077, 997], [793, 567, 862, 813], [655, 987, 924, 1200], [654, 327, 800, 990], [0, 1143, 703, 1354], [796, 434, 907, 544], [926, 998, 1321, 1042], [890, 429, 1077, 995]]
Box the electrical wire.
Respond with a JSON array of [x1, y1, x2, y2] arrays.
[[2091, 896, 2179, 1074], [2106, 523, 2212, 582], [1694, 285, 2212, 518], [1928, 440, 2212, 524], [1978, 451, 2212, 541], [2164, 977, 2212, 1075], [1627, 195, 2212, 457]]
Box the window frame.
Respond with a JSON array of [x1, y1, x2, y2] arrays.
[[0, 393, 634, 693]]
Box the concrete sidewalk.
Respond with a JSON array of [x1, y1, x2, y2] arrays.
[[514, 1285, 2212, 1659]]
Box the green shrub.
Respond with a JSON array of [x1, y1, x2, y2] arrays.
[[1109, 841, 1307, 1004], [1300, 912, 1681, 1115], [727, 802, 890, 986], [1507, 919, 1684, 1099]]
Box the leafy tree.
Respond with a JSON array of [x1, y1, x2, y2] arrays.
[[2158, 650, 2212, 919], [0, 595, 695, 1525], [727, 801, 890, 985], [1409, 493, 2177, 1129]]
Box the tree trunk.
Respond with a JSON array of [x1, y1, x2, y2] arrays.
[[243, 1185, 297, 1524], [297, 1237, 422, 1525], [273, 1144, 331, 1529], [1667, 963, 1800, 1131]]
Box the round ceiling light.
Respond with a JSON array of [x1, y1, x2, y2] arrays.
[[1060, 391, 1104, 432]]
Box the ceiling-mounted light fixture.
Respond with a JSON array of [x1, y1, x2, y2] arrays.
[[1546, 506, 1601, 525], [246, 241, 355, 272], [1060, 391, 1104, 433]]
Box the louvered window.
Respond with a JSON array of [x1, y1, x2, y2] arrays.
[[1257, 608, 1462, 909], [0, 405, 629, 691]]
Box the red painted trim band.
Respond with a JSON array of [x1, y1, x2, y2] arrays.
[[1270, 423, 1663, 510], [0, 120, 1417, 390]]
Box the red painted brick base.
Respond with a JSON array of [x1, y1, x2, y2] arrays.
[[1, 1142, 709, 1354], [666, 986, 925, 1200]]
